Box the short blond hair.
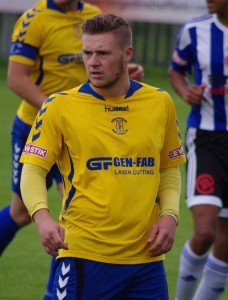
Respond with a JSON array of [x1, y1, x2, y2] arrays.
[[82, 13, 132, 48]]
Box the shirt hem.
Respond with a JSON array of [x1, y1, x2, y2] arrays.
[[57, 251, 165, 264]]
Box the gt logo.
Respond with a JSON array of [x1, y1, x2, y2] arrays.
[[87, 157, 112, 170], [58, 53, 82, 64], [86, 157, 155, 170]]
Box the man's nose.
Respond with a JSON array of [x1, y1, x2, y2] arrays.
[[89, 53, 100, 65]]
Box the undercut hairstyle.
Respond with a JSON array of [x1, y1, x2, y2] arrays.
[[82, 13, 132, 48]]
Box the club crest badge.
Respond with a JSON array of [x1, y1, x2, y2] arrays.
[[111, 117, 128, 135]]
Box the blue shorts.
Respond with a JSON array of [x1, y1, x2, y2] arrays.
[[53, 258, 168, 300], [11, 115, 62, 199]]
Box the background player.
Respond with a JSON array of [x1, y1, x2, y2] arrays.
[[168, 0, 228, 299]]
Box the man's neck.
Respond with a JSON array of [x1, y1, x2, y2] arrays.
[[89, 78, 131, 99], [217, 12, 228, 27], [56, 0, 79, 12]]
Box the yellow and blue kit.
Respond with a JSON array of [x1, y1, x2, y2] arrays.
[[10, 0, 101, 125], [21, 80, 186, 264], [9, 0, 101, 197]]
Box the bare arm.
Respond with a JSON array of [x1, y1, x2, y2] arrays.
[[168, 68, 205, 105], [8, 60, 47, 109]]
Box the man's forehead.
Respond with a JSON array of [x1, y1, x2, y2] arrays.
[[82, 33, 117, 49], [82, 32, 116, 42]]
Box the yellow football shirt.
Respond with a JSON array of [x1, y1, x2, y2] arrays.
[[9, 0, 101, 125], [21, 80, 186, 264]]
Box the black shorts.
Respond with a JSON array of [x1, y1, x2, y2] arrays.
[[185, 128, 228, 217]]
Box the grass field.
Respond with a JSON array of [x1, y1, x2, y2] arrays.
[[0, 61, 227, 299]]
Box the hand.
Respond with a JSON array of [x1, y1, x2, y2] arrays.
[[33, 209, 69, 256], [128, 63, 144, 81], [147, 215, 177, 257], [183, 84, 206, 105]]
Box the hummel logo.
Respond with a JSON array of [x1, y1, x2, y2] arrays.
[[61, 263, 70, 275], [57, 288, 67, 300], [56, 262, 71, 300], [14, 143, 21, 153], [58, 276, 69, 288], [105, 105, 129, 112]]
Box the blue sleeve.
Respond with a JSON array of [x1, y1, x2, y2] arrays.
[[10, 41, 38, 60]]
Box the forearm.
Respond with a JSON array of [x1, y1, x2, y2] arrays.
[[8, 61, 47, 109], [20, 163, 49, 218], [168, 68, 205, 106], [168, 68, 190, 101], [10, 78, 46, 109], [158, 166, 181, 224]]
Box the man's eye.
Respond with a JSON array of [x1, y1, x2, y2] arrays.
[[84, 51, 91, 56]]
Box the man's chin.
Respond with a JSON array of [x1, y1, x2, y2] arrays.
[[90, 80, 103, 88], [90, 79, 110, 89]]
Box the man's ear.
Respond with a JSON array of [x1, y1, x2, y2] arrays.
[[124, 46, 133, 63]]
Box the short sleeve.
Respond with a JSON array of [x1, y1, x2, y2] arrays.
[[20, 94, 63, 171], [160, 93, 186, 169]]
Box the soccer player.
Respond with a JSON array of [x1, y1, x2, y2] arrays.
[[20, 13, 185, 299], [0, 1, 143, 299], [168, 0, 228, 299]]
